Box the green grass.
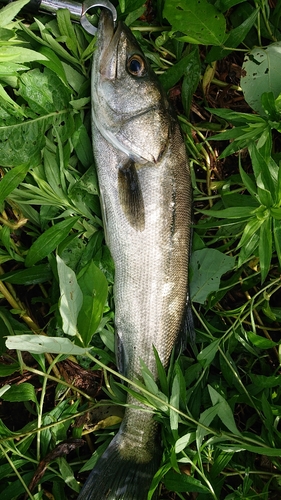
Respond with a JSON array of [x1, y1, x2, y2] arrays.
[[0, 0, 281, 498]]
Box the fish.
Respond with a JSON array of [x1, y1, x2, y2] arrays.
[[77, 8, 192, 500]]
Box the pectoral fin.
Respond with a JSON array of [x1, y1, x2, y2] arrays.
[[118, 161, 145, 231]]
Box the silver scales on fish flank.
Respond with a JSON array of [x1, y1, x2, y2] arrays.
[[77, 2, 193, 500]]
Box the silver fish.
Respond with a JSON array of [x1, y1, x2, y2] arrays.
[[78, 8, 192, 500]]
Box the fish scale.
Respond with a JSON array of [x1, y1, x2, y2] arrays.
[[78, 8, 192, 500]]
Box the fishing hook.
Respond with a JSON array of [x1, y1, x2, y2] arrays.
[[2, 0, 117, 35], [81, 0, 117, 34]]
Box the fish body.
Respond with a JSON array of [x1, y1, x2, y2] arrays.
[[78, 10, 192, 500]]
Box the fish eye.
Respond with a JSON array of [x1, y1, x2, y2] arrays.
[[127, 55, 146, 77]]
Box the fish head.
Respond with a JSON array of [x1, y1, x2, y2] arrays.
[[92, 9, 171, 164]]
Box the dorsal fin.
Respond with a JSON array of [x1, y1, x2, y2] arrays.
[[118, 160, 145, 231]]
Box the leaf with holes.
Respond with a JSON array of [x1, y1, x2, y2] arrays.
[[241, 42, 281, 115]]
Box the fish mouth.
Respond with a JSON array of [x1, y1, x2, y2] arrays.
[[98, 9, 122, 79]]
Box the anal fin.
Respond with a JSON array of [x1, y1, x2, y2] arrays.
[[118, 161, 145, 231]]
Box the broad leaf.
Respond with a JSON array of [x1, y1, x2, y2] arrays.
[[190, 248, 235, 304], [241, 42, 281, 115], [163, 0, 227, 45]]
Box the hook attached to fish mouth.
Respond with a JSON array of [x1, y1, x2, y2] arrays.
[[81, 0, 117, 34]]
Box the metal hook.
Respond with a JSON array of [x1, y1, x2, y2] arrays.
[[1, 0, 117, 35], [81, 0, 117, 34]]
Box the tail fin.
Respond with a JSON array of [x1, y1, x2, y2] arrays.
[[77, 429, 161, 500]]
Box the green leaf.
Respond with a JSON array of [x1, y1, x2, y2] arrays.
[[0, 0, 29, 27], [262, 392, 274, 429], [159, 49, 199, 93], [250, 374, 281, 389], [0, 46, 47, 64], [247, 331, 279, 349], [207, 107, 266, 125], [25, 217, 80, 267], [197, 405, 219, 448], [249, 143, 276, 205], [5, 334, 91, 355], [0, 363, 19, 377], [57, 9, 79, 57], [261, 91, 277, 119], [43, 149, 66, 199], [153, 346, 168, 396], [238, 231, 259, 266], [163, 470, 209, 493], [0, 110, 70, 166], [139, 361, 168, 411], [0, 84, 24, 111], [199, 206, 255, 219], [197, 338, 220, 367], [273, 218, 281, 268], [215, 0, 246, 10], [237, 217, 264, 250], [181, 46, 201, 115], [125, 5, 146, 26], [239, 162, 257, 199], [77, 261, 108, 346], [235, 444, 281, 457], [99, 328, 115, 352], [72, 125, 94, 169], [58, 457, 80, 493], [38, 46, 69, 87], [0, 163, 30, 211], [210, 450, 234, 478], [32, 18, 80, 67], [61, 61, 87, 93], [57, 255, 83, 337], [163, 0, 227, 46], [241, 42, 281, 115], [19, 67, 71, 115], [190, 248, 235, 304], [208, 385, 241, 435], [0, 61, 29, 78], [276, 162, 281, 206], [170, 373, 180, 434], [259, 217, 272, 283], [1, 382, 37, 404], [0, 264, 52, 284], [207, 8, 258, 62], [175, 432, 196, 453]]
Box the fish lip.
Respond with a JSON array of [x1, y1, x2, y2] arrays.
[[98, 9, 116, 47], [98, 10, 123, 79]]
